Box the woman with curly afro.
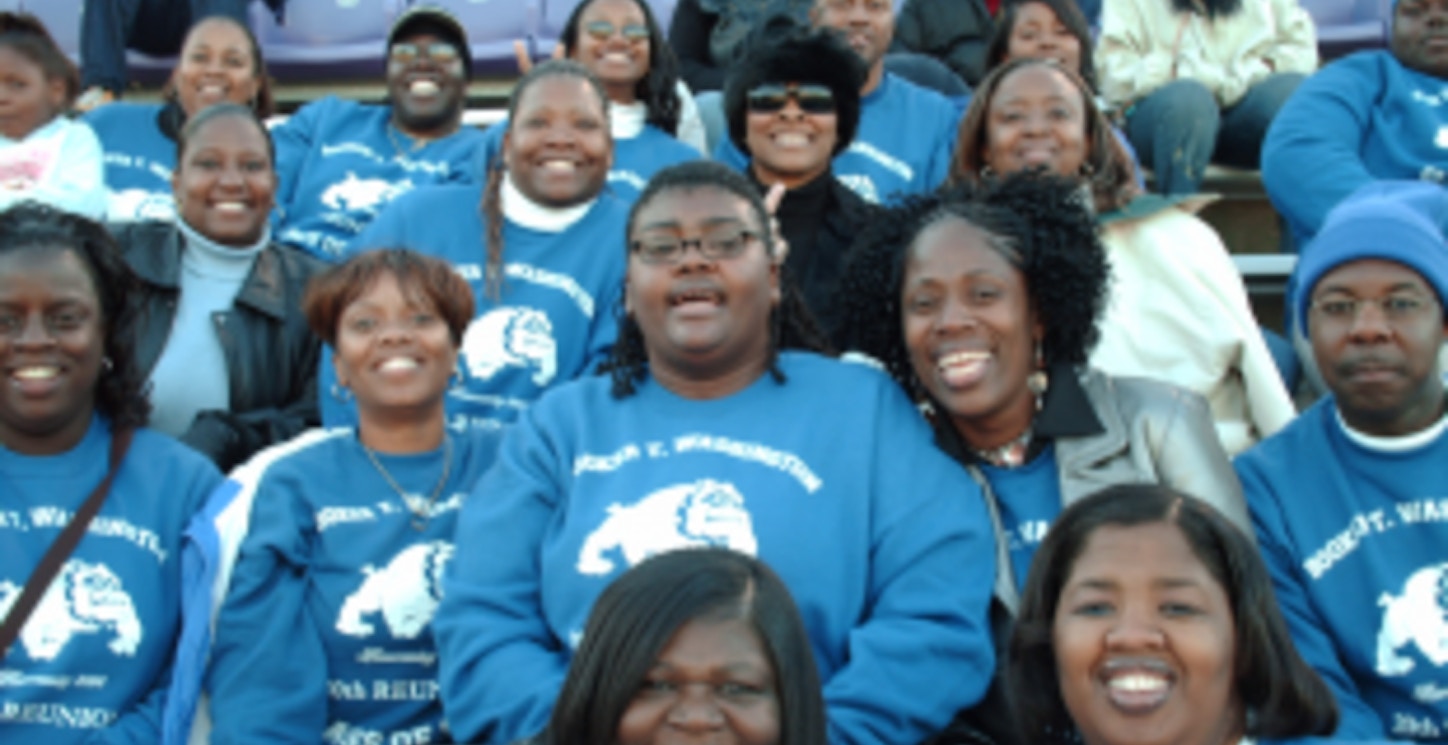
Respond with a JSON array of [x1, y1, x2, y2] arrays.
[[836, 170, 1248, 744]]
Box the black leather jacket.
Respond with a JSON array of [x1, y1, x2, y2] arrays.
[[109, 221, 325, 472]]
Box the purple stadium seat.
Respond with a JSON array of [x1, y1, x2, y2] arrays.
[[541, 0, 679, 36], [423, 0, 537, 76], [254, 0, 403, 79], [1301, 0, 1389, 59], [18, 0, 78, 63]]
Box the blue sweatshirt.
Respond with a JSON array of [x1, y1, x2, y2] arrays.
[[476, 120, 700, 203], [1262, 51, 1448, 247], [271, 97, 487, 261], [203, 426, 502, 745], [715, 73, 962, 203], [433, 352, 998, 745], [318, 185, 630, 430], [82, 103, 179, 222], [1236, 397, 1448, 741], [0, 416, 222, 745]]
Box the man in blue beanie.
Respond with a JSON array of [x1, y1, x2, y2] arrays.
[[1237, 181, 1448, 741]]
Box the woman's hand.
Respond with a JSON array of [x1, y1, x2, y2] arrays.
[[512, 39, 566, 75], [763, 182, 789, 264]]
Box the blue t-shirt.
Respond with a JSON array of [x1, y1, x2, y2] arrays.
[[715, 72, 962, 203], [0, 416, 222, 744], [476, 120, 699, 204], [979, 445, 1064, 591], [204, 426, 502, 745], [82, 103, 179, 222], [272, 97, 487, 261], [1237, 398, 1448, 741], [433, 352, 998, 745], [318, 185, 630, 430]]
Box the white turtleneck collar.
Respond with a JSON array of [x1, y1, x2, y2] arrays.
[[1335, 396, 1448, 453], [501, 172, 597, 233], [176, 217, 267, 280], [611, 101, 647, 140]]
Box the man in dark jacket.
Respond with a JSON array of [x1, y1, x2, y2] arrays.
[[892, 0, 995, 86]]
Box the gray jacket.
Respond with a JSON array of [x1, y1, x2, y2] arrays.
[[969, 367, 1248, 612]]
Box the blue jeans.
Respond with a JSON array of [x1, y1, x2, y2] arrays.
[[1125, 73, 1305, 195], [80, 0, 253, 93]]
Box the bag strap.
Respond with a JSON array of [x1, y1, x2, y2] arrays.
[[0, 427, 135, 660]]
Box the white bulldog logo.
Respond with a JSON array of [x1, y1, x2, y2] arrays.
[[576, 479, 758, 576], [459, 307, 558, 387], [0, 560, 142, 661], [320, 172, 413, 214], [335, 541, 453, 640], [106, 188, 176, 222], [1376, 562, 1448, 677]]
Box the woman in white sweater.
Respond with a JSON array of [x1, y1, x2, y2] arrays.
[[950, 58, 1296, 455]]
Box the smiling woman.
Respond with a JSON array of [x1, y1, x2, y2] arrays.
[[84, 15, 273, 223], [720, 18, 870, 344], [326, 60, 631, 433], [1007, 484, 1337, 745], [951, 58, 1296, 457], [195, 248, 504, 745], [473, 0, 701, 205], [0, 204, 223, 745], [106, 103, 325, 472], [837, 171, 1250, 745]]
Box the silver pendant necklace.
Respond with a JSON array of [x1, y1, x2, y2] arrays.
[[361, 435, 454, 531]]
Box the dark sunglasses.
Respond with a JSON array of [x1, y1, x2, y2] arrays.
[[746, 83, 836, 115], [583, 20, 651, 42]]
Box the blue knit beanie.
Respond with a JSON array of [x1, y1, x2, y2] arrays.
[[1295, 181, 1448, 332]]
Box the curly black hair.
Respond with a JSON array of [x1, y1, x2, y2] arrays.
[[951, 57, 1138, 214], [0, 203, 151, 431], [984, 0, 1098, 91], [603, 160, 833, 397], [722, 15, 866, 158], [561, 0, 682, 135], [836, 170, 1109, 403]]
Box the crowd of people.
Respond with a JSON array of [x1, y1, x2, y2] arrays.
[[0, 1, 1445, 745]]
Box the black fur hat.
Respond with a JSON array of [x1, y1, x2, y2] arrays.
[[722, 15, 867, 158]]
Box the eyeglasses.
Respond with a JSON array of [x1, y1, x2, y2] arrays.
[[630, 228, 760, 265], [1309, 293, 1438, 323], [583, 20, 651, 42], [746, 83, 836, 115], [389, 41, 462, 66]]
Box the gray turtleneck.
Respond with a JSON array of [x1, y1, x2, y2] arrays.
[[146, 220, 267, 438]]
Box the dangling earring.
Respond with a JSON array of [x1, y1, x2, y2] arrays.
[[1079, 161, 1096, 177], [331, 383, 354, 403], [101, 357, 114, 374], [1026, 342, 1048, 411], [980, 164, 996, 179]]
